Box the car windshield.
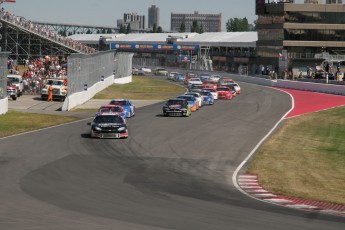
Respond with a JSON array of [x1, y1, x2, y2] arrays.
[[8, 77, 19, 83], [94, 115, 124, 124], [7, 81, 14, 86], [191, 85, 204, 89], [99, 107, 123, 113], [178, 95, 194, 101], [110, 100, 129, 106], [47, 80, 63, 86], [200, 91, 210, 96], [166, 100, 184, 106], [218, 87, 230, 91]]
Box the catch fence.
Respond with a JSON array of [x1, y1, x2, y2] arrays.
[[67, 51, 133, 96], [0, 53, 9, 99]]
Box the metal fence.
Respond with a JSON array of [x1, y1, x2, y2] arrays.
[[67, 51, 133, 96], [0, 53, 10, 99]]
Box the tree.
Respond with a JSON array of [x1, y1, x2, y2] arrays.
[[179, 22, 186, 33], [157, 26, 163, 33], [107, 28, 112, 34], [226, 17, 249, 32], [191, 20, 203, 33], [119, 24, 126, 34], [191, 20, 200, 33], [152, 23, 157, 33], [86, 29, 92, 34], [126, 24, 131, 34]]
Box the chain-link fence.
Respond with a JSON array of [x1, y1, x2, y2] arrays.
[[115, 52, 134, 79], [67, 51, 133, 96], [0, 53, 10, 99]]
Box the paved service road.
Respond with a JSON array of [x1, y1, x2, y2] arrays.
[[1, 83, 344, 230]]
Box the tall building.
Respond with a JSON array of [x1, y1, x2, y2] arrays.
[[304, 0, 322, 3], [171, 11, 221, 32], [123, 13, 145, 30], [256, 1, 345, 69], [326, 0, 343, 3], [148, 5, 160, 29]]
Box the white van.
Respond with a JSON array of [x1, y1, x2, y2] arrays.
[[7, 74, 24, 96]]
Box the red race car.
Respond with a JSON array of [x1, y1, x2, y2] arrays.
[[217, 86, 233, 100], [203, 81, 218, 90]]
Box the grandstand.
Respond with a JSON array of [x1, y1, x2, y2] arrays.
[[0, 10, 96, 63]]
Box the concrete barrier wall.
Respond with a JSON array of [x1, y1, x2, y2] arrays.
[[0, 97, 8, 115], [230, 74, 276, 87], [276, 80, 345, 95], [61, 75, 132, 111]]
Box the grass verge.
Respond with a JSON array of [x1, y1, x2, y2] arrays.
[[0, 111, 80, 138], [248, 106, 345, 205], [93, 76, 185, 100]]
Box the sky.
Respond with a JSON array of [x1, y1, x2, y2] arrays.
[[2, 0, 306, 31]]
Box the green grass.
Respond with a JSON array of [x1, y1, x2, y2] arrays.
[[0, 111, 79, 138], [94, 76, 186, 100], [248, 106, 345, 205]]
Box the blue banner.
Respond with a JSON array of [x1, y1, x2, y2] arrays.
[[111, 43, 199, 51]]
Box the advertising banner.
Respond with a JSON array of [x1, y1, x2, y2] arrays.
[[180, 55, 191, 63], [111, 43, 199, 51]]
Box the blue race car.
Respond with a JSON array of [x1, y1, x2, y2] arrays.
[[109, 99, 136, 118], [200, 90, 215, 105], [176, 94, 199, 111]]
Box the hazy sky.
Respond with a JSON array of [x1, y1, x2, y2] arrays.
[[2, 0, 306, 31]]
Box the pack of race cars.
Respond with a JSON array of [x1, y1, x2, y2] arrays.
[[88, 73, 241, 138], [163, 74, 241, 117]]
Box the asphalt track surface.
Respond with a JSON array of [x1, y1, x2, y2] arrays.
[[1, 82, 344, 230]]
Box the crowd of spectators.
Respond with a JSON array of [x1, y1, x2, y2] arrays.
[[8, 55, 68, 95], [0, 8, 96, 54]]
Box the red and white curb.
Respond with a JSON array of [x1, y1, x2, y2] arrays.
[[238, 174, 345, 217]]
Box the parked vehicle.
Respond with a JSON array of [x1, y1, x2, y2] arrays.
[[41, 78, 67, 101], [162, 98, 192, 117], [7, 74, 24, 97], [88, 114, 128, 139], [6, 80, 18, 100]]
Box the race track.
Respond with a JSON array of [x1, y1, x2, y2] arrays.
[[0, 82, 344, 230]]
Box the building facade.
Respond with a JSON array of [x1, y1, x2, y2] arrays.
[[256, 2, 345, 72], [326, 0, 343, 3], [148, 5, 160, 29], [123, 13, 145, 30], [171, 11, 221, 32]]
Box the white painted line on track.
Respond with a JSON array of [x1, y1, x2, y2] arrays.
[[285, 204, 319, 209], [252, 193, 277, 198], [264, 198, 292, 203], [231, 88, 296, 207], [238, 182, 260, 186], [245, 189, 268, 193], [0, 117, 92, 140], [240, 186, 262, 189]]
